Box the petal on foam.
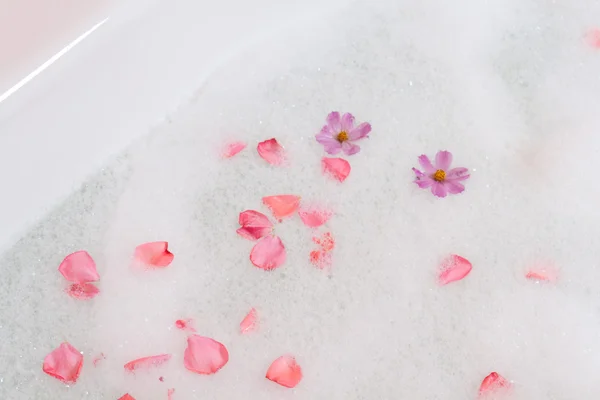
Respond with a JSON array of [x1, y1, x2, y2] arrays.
[[525, 266, 558, 283], [250, 236, 286, 271], [221, 141, 247, 158], [66, 283, 100, 300], [175, 319, 196, 332], [240, 308, 258, 334], [312, 232, 335, 252], [438, 254, 472, 285], [118, 395, 136, 400], [124, 354, 172, 372], [322, 157, 351, 182], [237, 210, 273, 240], [262, 195, 301, 220], [266, 355, 302, 388], [183, 335, 229, 375], [168, 388, 175, 400], [310, 250, 332, 270], [134, 242, 174, 267], [42, 342, 83, 384], [257, 138, 286, 166], [298, 207, 332, 228], [58, 251, 100, 283], [479, 372, 512, 397]]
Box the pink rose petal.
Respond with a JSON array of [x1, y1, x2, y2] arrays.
[[257, 138, 286, 166], [250, 236, 286, 271], [92, 353, 106, 367], [168, 388, 175, 400], [58, 250, 100, 283], [236, 210, 273, 240], [322, 157, 351, 182], [479, 372, 512, 397], [313, 232, 335, 252], [262, 195, 301, 220], [298, 207, 332, 228], [42, 342, 84, 384], [175, 319, 196, 332], [65, 283, 100, 300], [134, 242, 174, 267], [438, 254, 472, 285], [240, 308, 258, 334], [124, 354, 172, 372], [221, 141, 247, 158], [118, 395, 136, 400], [266, 355, 303, 388], [183, 335, 229, 375]]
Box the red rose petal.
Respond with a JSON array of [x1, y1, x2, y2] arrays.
[[266, 355, 302, 388], [66, 283, 100, 300], [313, 232, 335, 252], [175, 319, 196, 332], [479, 372, 512, 397], [257, 138, 286, 166], [262, 195, 301, 220], [58, 251, 100, 283], [124, 354, 172, 372], [322, 157, 351, 182], [221, 141, 247, 158], [298, 207, 332, 228], [438, 254, 472, 285], [586, 28, 600, 48], [240, 308, 258, 334], [183, 335, 229, 375], [118, 395, 136, 400], [134, 242, 174, 267], [236, 210, 273, 240], [250, 236, 286, 271], [42, 342, 84, 384], [168, 388, 175, 400]]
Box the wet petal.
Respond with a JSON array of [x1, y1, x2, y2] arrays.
[[348, 122, 371, 140], [322, 157, 351, 182], [66, 283, 100, 300], [42, 342, 83, 384], [312, 232, 335, 252], [118, 395, 136, 400], [124, 354, 172, 372], [418, 155, 436, 174], [168, 388, 175, 400], [266, 355, 303, 388], [237, 210, 273, 240], [221, 141, 247, 158], [262, 195, 301, 220], [184, 335, 229, 375], [257, 138, 286, 166], [340, 113, 355, 132], [439, 255, 472, 285], [134, 242, 174, 267], [298, 207, 332, 228], [431, 181, 448, 198], [58, 251, 100, 283], [240, 308, 258, 334], [175, 319, 196, 332], [479, 372, 512, 397], [310, 249, 332, 270], [445, 180, 465, 195], [326, 111, 341, 131], [250, 236, 286, 271], [446, 167, 470, 181], [435, 150, 453, 170]]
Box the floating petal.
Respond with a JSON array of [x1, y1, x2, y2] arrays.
[[175, 319, 196, 332], [240, 308, 258, 334], [322, 157, 351, 182], [58, 251, 100, 283], [236, 210, 273, 240], [66, 283, 100, 300], [310, 250, 332, 270], [298, 207, 332, 228], [257, 138, 286, 166], [266, 355, 303, 388], [118, 395, 136, 400], [221, 141, 247, 158], [313, 232, 335, 252], [124, 354, 172, 372], [262, 195, 300, 220], [438, 255, 472, 285], [42, 342, 84, 384], [134, 242, 174, 267], [479, 372, 512, 397], [250, 236, 286, 271], [183, 335, 229, 375]]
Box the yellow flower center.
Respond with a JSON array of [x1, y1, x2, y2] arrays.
[[337, 131, 349, 142], [433, 169, 446, 182]]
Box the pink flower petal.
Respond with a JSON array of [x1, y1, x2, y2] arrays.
[[479, 372, 512, 397], [240, 308, 258, 334], [175, 319, 196, 332], [298, 207, 332, 228], [58, 251, 100, 283], [438, 255, 472, 285], [341, 141, 361, 155], [118, 395, 136, 400], [134, 242, 174, 267], [66, 283, 100, 300], [257, 138, 286, 166], [445, 180, 465, 195], [310, 249, 332, 270], [221, 141, 247, 158], [418, 155, 436, 174], [266, 355, 303, 388], [322, 157, 351, 182], [262, 195, 301, 220], [340, 113, 355, 132], [313, 232, 335, 252], [348, 122, 371, 140], [124, 354, 172, 372], [525, 267, 558, 283], [236, 210, 273, 240], [435, 150, 453, 170], [326, 111, 341, 131], [431, 181, 448, 198], [586, 28, 600, 48], [446, 167, 470, 181], [92, 353, 106, 367], [250, 236, 286, 271], [183, 335, 229, 375], [168, 388, 175, 400], [42, 342, 84, 384]]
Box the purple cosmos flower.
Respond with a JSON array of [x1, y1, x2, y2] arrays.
[[315, 112, 371, 155], [412, 151, 470, 198]]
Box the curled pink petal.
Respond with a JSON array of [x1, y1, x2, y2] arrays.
[[439, 255, 472, 285], [322, 157, 351, 182], [236, 210, 273, 240], [134, 242, 174, 267], [124, 354, 172, 372], [479, 372, 512, 397], [58, 251, 100, 283], [168, 388, 175, 400], [42, 342, 83, 384], [435, 150, 453, 170], [92, 353, 106, 367], [221, 141, 247, 158], [262, 195, 300, 220], [257, 138, 286, 166], [183, 335, 229, 375], [298, 207, 332, 228], [266, 355, 302, 388], [586, 28, 600, 48], [250, 236, 286, 271], [66, 283, 100, 300], [313, 232, 335, 252], [175, 319, 196, 332], [118, 395, 136, 400], [240, 308, 258, 334]]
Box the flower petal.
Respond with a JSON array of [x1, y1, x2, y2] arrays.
[[221, 141, 247, 158], [124, 354, 172, 372], [175, 319, 196, 332], [168, 388, 175, 400], [266, 355, 303, 388], [446, 167, 470, 181], [341, 141, 361, 155], [58, 251, 100, 283], [257, 138, 286, 166], [240, 308, 258, 334], [431, 181, 448, 198], [417, 155, 436, 174], [525, 267, 558, 283], [316, 130, 343, 155], [250, 236, 286, 271], [184, 335, 229, 375], [42, 342, 83, 384], [118, 395, 136, 400], [322, 157, 351, 182], [66, 283, 100, 300], [262, 195, 301, 220], [348, 122, 371, 140], [445, 180, 465, 195], [340, 113, 355, 132], [439, 255, 472, 285], [134, 242, 174, 267], [312, 232, 335, 252], [326, 111, 341, 131], [310, 249, 332, 270], [479, 372, 511, 397], [236, 210, 273, 240], [413, 168, 434, 189], [435, 150, 453, 170], [298, 207, 332, 228]]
